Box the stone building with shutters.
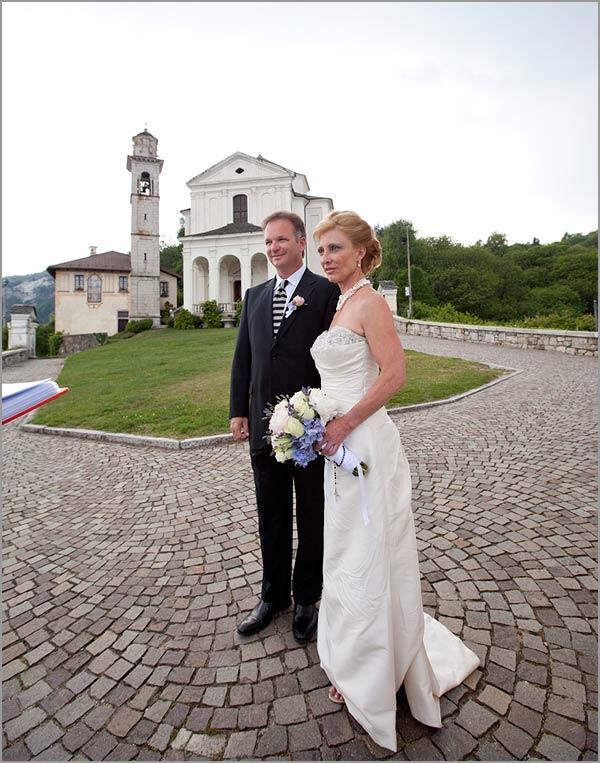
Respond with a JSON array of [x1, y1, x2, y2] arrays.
[[47, 129, 180, 337], [179, 152, 333, 317]]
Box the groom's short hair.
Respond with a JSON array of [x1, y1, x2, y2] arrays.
[[262, 211, 306, 241]]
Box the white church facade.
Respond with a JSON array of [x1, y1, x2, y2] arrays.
[[180, 152, 333, 314]]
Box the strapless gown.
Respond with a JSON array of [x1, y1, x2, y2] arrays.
[[311, 327, 480, 752]]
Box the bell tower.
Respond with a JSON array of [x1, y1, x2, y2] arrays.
[[127, 129, 163, 326]]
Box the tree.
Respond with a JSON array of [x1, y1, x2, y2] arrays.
[[160, 242, 183, 305], [551, 250, 598, 312], [485, 232, 508, 256], [372, 219, 597, 324], [160, 242, 183, 275], [377, 219, 417, 282], [393, 265, 436, 314], [523, 285, 583, 316]]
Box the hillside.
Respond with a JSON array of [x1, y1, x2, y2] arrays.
[[3, 272, 54, 325]]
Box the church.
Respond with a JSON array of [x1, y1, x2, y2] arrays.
[[180, 151, 333, 316]]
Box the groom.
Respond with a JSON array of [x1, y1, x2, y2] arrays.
[[230, 210, 338, 642]]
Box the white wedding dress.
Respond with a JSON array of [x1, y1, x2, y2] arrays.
[[311, 327, 480, 752]]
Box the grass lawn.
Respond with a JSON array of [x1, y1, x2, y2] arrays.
[[33, 328, 506, 438]]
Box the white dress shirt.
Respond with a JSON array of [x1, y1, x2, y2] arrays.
[[274, 264, 306, 316]]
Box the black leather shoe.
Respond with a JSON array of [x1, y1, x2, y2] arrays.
[[238, 599, 287, 636], [292, 604, 318, 643]]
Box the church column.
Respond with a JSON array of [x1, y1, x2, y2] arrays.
[[221, 190, 228, 226], [248, 186, 257, 225], [183, 245, 193, 310], [240, 247, 251, 297], [208, 251, 219, 303]]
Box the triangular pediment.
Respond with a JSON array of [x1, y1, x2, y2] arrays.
[[187, 152, 295, 187]]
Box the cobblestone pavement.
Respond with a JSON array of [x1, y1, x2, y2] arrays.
[[2, 338, 597, 761]]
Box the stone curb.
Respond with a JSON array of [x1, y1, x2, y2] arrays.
[[19, 367, 522, 450], [387, 367, 523, 415]]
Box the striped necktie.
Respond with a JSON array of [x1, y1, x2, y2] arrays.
[[272, 280, 288, 336]]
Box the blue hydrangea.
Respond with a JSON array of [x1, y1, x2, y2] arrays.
[[301, 417, 325, 445], [292, 442, 318, 467]]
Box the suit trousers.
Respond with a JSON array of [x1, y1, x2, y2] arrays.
[[250, 450, 325, 607]]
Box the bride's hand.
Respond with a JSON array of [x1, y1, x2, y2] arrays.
[[316, 417, 352, 458]]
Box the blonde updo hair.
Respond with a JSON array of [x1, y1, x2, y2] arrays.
[[313, 211, 382, 275]]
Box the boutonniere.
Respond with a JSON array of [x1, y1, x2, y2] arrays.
[[285, 295, 307, 318]]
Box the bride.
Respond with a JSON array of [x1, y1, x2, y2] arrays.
[[310, 211, 479, 752]]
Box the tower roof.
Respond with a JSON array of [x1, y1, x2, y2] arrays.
[[133, 128, 157, 141]]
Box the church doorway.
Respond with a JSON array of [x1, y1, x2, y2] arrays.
[[218, 255, 242, 304]]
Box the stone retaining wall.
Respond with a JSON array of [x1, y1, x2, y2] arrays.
[[58, 334, 101, 356], [394, 317, 598, 356], [2, 348, 29, 366]]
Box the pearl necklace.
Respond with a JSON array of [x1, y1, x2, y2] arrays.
[[336, 278, 370, 312]]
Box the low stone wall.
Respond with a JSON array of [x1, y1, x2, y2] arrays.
[[2, 348, 29, 366], [59, 334, 101, 356], [394, 317, 598, 356]]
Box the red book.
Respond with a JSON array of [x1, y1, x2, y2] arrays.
[[2, 379, 69, 424]]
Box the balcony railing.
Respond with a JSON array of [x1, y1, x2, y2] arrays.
[[192, 302, 237, 315]]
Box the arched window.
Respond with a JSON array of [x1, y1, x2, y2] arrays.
[[87, 274, 102, 303], [138, 171, 151, 196], [233, 194, 248, 224]]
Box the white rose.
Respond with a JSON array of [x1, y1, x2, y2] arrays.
[[308, 388, 338, 423], [283, 416, 305, 438], [273, 435, 294, 462], [289, 391, 316, 420], [269, 404, 290, 434]]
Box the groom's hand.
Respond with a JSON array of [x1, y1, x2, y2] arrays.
[[230, 417, 250, 441]]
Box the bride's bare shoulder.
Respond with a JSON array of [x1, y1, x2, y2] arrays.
[[359, 287, 391, 312]]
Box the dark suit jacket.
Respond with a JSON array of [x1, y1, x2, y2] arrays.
[[230, 269, 339, 453]]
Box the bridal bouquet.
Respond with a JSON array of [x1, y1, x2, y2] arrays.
[[264, 387, 368, 476]]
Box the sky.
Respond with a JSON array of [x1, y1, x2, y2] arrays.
[[2, 1, 597, 277]]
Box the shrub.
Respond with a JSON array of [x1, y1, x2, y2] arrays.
[[173, 308, 196, 330], [519, 312, 597, 331], [125, 318, 154, 334], [94, 333, 108, 345], [36, 318, 56, 357], [575, 314, 597, 331], [2, 325, 8, 351], [161, 301, 174, 325], [412, 301, 483, 325], [48, 332, 63, 357], [201, 300, 223, 328], [235, 300, 243, 327], [409, 302, 597, 332]]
